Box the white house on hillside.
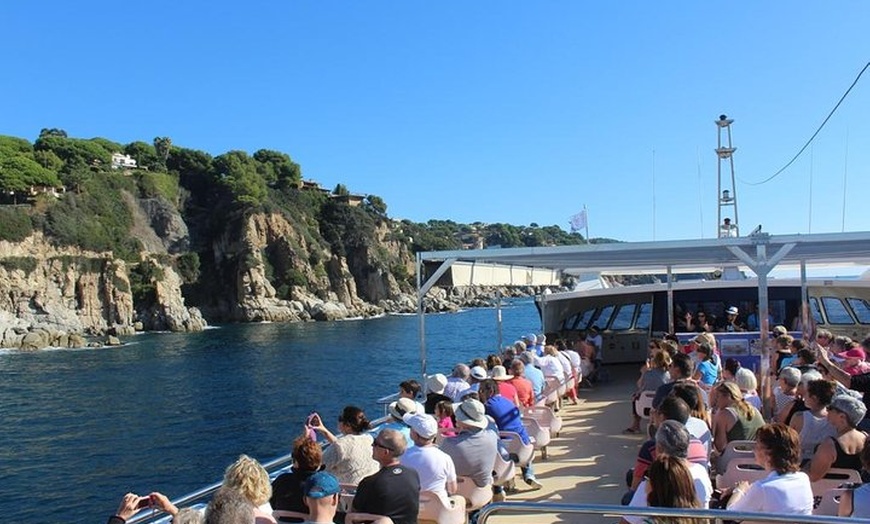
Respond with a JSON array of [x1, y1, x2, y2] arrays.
[[111, 153, 137, 170]]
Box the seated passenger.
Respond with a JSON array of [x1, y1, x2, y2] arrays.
[[719, 306, 745, 332], [643, 456, 702, 522], [443, 364, 471, 402], [692, 342, 719, 390], [373, 398, 418, 449], [508, 360, 535, 407], [352, 429, 420, 524], [205, 488, 256, 524], [808, 394, 868, 482], [775, 369, 822, 426], [622, 421, 712, 524], [271, 435, 324, 517], [735, 367, 762, 410], [769, 367, 800, 420], [670, 383, 712, 455], [398, 379, 425, 415], [652, 353, 694, 411], [711, 382, 764, 454], [725, 423, 813, 517], [423, 374, 452, 414], [518, 351, 545, 400], [839, 439, 870, 517], [434, 400, 456, 437], [490, 365, 520, 405], [299, 471, 342, 524], [789, 379, 837, 463], [311, 406, 378, 485], [838, 345, 870, 376], [221, 455, 276, 523], [399, 414, 458, 503], [624, 349, 670, 434], [439, 398, 499, 490]]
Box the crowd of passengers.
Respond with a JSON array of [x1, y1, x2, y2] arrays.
[[106, 332, 595, 524], [619, 324, 870, 523]]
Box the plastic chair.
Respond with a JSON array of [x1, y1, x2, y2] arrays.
[[811, 468, 862, 497], [338, 483, 357, 514], [714, 439, 755, 475], [633, 390, 657, 420], [521, 416, 551, 459], [813, 487, 847, 516], [418, 490, 467, 524], [345, 513, 394, 524], [272, 510, 309, 522], [492, 452, 516, 487], [521, 405, 563, 437], [499, 430, 534, 467], [715, 457, 767, 489], [541, 376, 562, 408], [455, 476, 492, 511]]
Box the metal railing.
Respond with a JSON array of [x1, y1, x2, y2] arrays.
[[477, 501, 870, 524]]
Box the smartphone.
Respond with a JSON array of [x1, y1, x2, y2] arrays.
[[307, 412, 319, 426], [137, 496, 152, 509]]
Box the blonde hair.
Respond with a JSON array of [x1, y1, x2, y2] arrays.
[[717, 381, 756, 421], [652, 350, 671, 370], [222, 454, 272, 506]]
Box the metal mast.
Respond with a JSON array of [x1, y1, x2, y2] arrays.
[[716, 115, 739, 237]]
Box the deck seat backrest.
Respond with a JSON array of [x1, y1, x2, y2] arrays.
[[521, 416, 550, 450], [521, 405, 562, 436], [499, 430, 533, 467], [634, 390, 657, 420], [418, 490, 467, 524], [273, 510, 309, 522], [455, 476, 492, 511], [541, 376, 561, 406], [715, 457, 767, 489], [338, 483, 357, 514], [813, 487, 848, 516], [811, 468, 862, 497], [714, 439, 755, 474], [492, 452, 516, 486]]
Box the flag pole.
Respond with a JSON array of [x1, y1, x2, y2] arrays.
[[584, 204, 589, 242]]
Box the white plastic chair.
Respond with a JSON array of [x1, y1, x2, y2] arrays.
[[715, 457, 767, 489], [338, 483, 357, 514], [492, 452, 516, 487], [541, 376, 562, 408], [633, 390, 656, 420], [418, 490, 467, 524], [811, 468, 862, 497], [273, 510, 309, 522], [521, 405, 563, 437], [521, 416, 551, 459], [714, 439, 755, 475], [813, 487, 848, 516], [499, 430, 534, 467], [455, 476, 492, 511]]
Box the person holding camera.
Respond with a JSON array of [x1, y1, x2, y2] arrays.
[[107, 491, 194, 524]]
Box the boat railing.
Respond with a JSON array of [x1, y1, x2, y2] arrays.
[[477, 501, 870, 524]]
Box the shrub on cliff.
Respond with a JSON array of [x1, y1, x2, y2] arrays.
[[0, 207, 34, 242]]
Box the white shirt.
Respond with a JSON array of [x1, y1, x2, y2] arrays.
[[537, 355, 564, 379], [623, 462, 712, 524], [556, 352, 573, 380], [400, 444, 456, 499], [685, 416, 712, 456], [728, 471, 813, 517]]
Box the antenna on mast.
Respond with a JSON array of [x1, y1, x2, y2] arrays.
[[716, 115, 739, 238]]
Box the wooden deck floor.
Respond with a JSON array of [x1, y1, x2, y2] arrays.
[[489, 364, 645, 523]]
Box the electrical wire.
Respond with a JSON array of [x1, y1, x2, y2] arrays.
[[742, 60, 870, 186]]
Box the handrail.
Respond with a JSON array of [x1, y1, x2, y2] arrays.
[[477, 501, 870, 524]]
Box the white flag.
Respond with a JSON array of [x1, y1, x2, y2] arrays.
[[569, 209, 587, 232]]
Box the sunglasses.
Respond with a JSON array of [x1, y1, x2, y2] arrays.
[[372, 441, 394, 452]]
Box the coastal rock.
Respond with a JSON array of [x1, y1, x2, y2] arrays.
[[106, 335, 122, 346], [137, 259, 207, 332], [310, 301, 349, 321]]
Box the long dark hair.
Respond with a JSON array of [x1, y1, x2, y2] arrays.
[[646, 455, 701, 524], [339, 405, 370, 434]]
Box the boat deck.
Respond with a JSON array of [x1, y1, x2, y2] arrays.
[[488, 364, 642, 523]]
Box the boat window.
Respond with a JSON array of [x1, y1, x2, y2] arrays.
[[563, 308, 595, 331], [820, 297, 854, 325], [810, 298, 823, 324], [610, 304, 637, 331], [635, 302, 652, 330], [846, 298, 870, 324], [590, 305, 615, 330]]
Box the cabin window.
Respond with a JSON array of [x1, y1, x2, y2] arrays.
[[846, 298, 870, 324], [635, 302, 652, 330], [820, 297, 854, 325], [563, 308, 596, 331], [810, 298, 824, 324], [610, 304, 636, 331], [590, 305, 615, 330]]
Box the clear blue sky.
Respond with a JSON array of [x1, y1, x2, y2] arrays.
[[2, 2, 868, 242]]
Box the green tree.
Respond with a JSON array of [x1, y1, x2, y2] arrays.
[[333, 183, 349, 196], [33, 150, 63, 172], [364, 195, 388, 216], [213, 150, 266, 206], [35, 135, 111, 167], [125, 141, 159, 170], [0, 154, 62, 193], [39, 128, 68, 138], [253, 149, 301, 189], [153, 137, 172, 170], [0, 136, 33, 155], [88, 137, 124, 156]]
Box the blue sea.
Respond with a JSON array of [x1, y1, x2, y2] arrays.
[[0, 300, 539, 523]]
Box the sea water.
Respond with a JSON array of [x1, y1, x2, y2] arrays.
[[0, 300, 539, 523]]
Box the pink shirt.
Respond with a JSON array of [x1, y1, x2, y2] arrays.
[[437, 415, 456, 437]]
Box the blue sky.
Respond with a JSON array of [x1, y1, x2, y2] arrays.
[[2, 2, 868, 242]]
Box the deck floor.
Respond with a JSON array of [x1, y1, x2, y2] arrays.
[[488, 364, 644, 524]]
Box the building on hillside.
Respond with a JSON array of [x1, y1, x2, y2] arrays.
[[300, 179, 331, 194], [111, 153, 138, 170], [330, 193, 366, 207]]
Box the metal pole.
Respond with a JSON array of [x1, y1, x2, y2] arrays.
[[800, 260, 809, 338], [666, 265, 674, 334], [416, 252, 427, 380], [496, 291, 503, 352], [756, 244, 771, 417]]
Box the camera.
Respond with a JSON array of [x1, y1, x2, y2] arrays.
[[307, 412, 320, 426], [136, 495, 153, 509]]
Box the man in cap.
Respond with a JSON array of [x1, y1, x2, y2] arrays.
[[721, 306, 745, 332], [352, 428, 420, 524], [400, 413, 458, 502], [443, 363, 471, 402], [817, 347, 870, 431], [440, 399, 500, 496], [300, 471, 341, 524], [424, 374, 452, 414]]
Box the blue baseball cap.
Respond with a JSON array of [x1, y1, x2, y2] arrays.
[[303, 471, 340, 499]]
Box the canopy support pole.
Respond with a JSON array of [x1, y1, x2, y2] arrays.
[[417, 256, 457, 380]]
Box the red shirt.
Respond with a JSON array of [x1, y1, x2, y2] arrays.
[[497, 381, 519, 405], [509, 377, 535, 407]]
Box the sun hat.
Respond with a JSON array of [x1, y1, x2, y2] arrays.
[[426, 373, 448, 395], [388, 398, 417, 420], [772, 325, 788, 337], [403, 413, 438, 439], [453, 398, 488, 430], [830, 394, 867, 427], [490, 365, 512, 381], [469, 366, 487, 381], [726, 306, 739, 316], [837, 348, 867, 360], [302, 471, 340, 499], [536, 334, 546, 344], [525, 333, 538, 344]]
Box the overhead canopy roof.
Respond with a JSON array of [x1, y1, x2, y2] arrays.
[[419, 231, 870, 284]]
